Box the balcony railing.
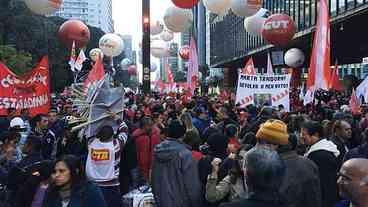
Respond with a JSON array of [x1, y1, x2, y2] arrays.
[[210, 0, 368, 66]]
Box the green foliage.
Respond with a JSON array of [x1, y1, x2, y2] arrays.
[[0, 45, 33, 75], [0, 0, 107, 92]]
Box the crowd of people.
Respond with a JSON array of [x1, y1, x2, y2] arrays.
[[0, 90, 368, 207]]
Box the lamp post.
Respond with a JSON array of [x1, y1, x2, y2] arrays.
[[142, 0, 151, 94]]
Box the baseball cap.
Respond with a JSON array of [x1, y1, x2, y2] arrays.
[[9, 117, 26, 130]]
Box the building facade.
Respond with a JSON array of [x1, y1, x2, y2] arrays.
[[121, 35, 133, 61], [207, 0, 368, 87], [54, 0, 113, 33]]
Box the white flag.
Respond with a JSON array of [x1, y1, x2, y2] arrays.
[[356, 76, 368, 103], [266, 53, 274, 75], [303, 87, 315, 106], [69, 41, 76, 72], [75, 49, 86, 71], [299, 85, 305, 101]]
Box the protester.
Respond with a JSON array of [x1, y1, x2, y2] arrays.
[[301, 120, 340, 207], [219, 147, 286, 207], [151, 120, 202, 207], [256, 119, 322, 207], [85, 125, 123, 207], [180, 112, 203, 160], [192, 106, 211, 138], [132, 116, 160, 182], [15, 160, 53, 207], [43, 155, 107, 207], [337, 158, 368, 207], [344, 128, 368, 161], [331, 120, 353, 166]]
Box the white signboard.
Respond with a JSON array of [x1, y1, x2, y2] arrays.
[[236, 74, 292, 111]]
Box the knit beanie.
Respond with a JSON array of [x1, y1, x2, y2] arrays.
[[256, 119, 289, 145]]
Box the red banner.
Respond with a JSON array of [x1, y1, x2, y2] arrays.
[[0, 56, 50, 116]]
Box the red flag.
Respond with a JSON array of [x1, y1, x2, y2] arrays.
[[0, 56, 50, 116], [187, 37, 199, 96], [328, 61, 343, 91], [350, 89, 361, 115], [83, 57, 105, 90], [306, 0, 330, 91], [241, 57, 256, 75]]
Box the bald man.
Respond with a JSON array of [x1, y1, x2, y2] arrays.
[[337, 158, 368, 207]]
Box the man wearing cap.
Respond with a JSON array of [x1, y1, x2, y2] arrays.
[[256, 119, 322, 207]]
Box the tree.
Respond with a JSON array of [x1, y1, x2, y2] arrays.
[[0, 45, 33, 75]]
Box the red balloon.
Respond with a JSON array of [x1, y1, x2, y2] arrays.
[[171, 0, 199, 9], [58, 20, 91, 48], [128, 65, 137, 76], [261, 14, 296, 46], [179, 45, 190, 60]]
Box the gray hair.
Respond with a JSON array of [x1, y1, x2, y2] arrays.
[[243, 146, 286, 192]]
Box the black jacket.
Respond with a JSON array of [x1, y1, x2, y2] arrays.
[[219, 192, 285, 207], [151, 138, 202, 207], [280, 151, 322, 207], [344, 143, 368, 161], [329, 136, 348, 168], [305, 139, 340, 207]]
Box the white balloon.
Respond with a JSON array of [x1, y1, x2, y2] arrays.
[[160, 29, 174, 42], [99, 33, 124, 57], [244, 15, 266, 36], [151, 20, 164, 35], [121, 58, 132, 67], [203, 0, 231, 15], [230, 0, 262, 17], [253, 7, 270, 18], [151, 40, 170, 58], [150, 62, 158, 72], [284, 48, 305, 68], [25, 0, 62, 15], [89, 48, 104, 62], [164, 6, 193, 33]]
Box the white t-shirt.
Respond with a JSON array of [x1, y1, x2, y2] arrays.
[[86, 139, 116, 182]]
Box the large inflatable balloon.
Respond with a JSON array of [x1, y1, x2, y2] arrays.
[[89, 48, 104, 62], [160, 29, 174, 42], [128, 65, 137, 76], [179, 45, 190, 60], [203, 0, 231, 15], [151, 20, 164, 35], [151, 40, 170, 58], [230, 0, 262, 17], [58, 20, 90, 48], [244, 15, 266, 36], [99, 34, 124, 57], [172, 0, 199, 8], [284, 48, 305, 68], [25, 0, 62, 15], [150, 62, 158, 72], [164, 6, 193, 33], [262, 14, 296, 46], [121, 58, 132, 67]]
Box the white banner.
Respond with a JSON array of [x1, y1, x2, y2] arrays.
[[236, 74, 292, 111]]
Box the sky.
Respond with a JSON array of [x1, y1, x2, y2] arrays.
[[112, 0, 177, 81], [112, 0, 176, 51]]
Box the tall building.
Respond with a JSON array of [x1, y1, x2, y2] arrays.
[[121, 35, 133, 61], [180, 31, 191, 71], [53, 0, 113, 33], [169, 43, 179, 73]]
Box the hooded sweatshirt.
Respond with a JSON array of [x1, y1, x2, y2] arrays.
[[151, 138, 202, 207], [305, 139, 340, 207]]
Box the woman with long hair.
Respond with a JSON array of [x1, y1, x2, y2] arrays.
[[42, 155, 106, 207], [180, 112, 203, 160]]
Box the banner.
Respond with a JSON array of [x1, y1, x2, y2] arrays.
[[236, 74, 291, 111], [0, 56, 50, 116]]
